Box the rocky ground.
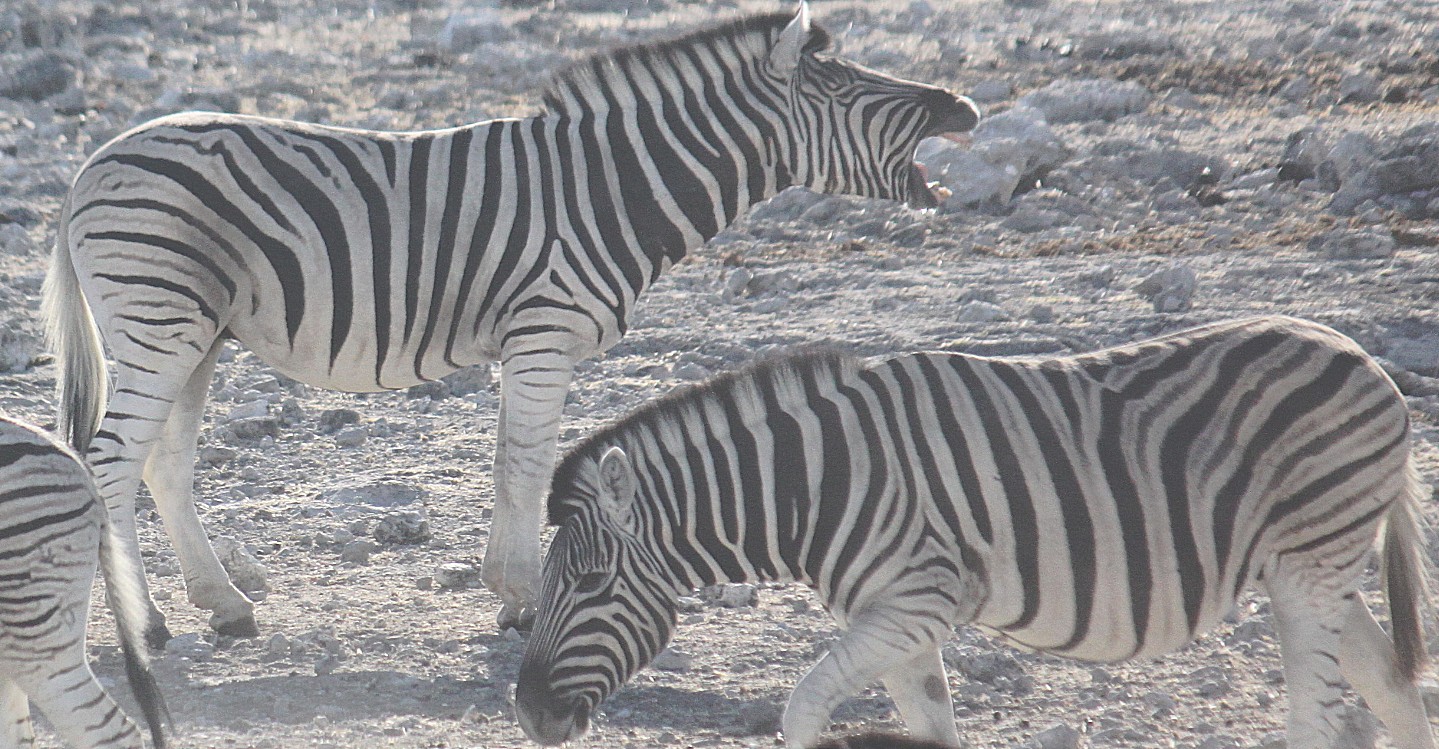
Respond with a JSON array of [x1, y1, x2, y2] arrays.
[[3, 0, 1439, 747]]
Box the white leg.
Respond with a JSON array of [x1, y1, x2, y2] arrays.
[[15, 656, 143, 749], [880, 647, 961, 748], [0, 678, 33, 749], [1340, 594, 1437, 749], [142, 339, 257, 636], [784, 610, 953, 749], [481, 348, 575, 629], [1267, 560, 1356, 749]]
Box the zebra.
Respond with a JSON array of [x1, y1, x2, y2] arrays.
[[515, 315, 1436, 749], [0, 414, 168, 749], [40, 2, 978, 641]]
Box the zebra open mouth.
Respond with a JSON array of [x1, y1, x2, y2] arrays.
[[908, 132, 970, 208]]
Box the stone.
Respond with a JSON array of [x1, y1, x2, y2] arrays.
[[0, 224, 36, 255], [225, 399, 270, 422], [442, 364, 492, 396], [672, 362, 711, 381], [1314, 228, 1395, 260], [968, 78, 1012, 103], [264, 632, 290, 659], [0, 51, 76, 100], [723, 267, 753, 300], [407, 380, 450, 400], [923, 106, 1070, 206], [0, 321, 37, 373], [227, 416, 280, 440], [339, 539, 379, 565], [706, 583, 758, 608], [434, 561, 480, 589], [164, 632, 215, 660], [321, 481, 424, 508], [436, 8, 512, 51], [957, 301, 1010, 323], [317, 408, 361, 433], [1026, 724, 1081, 749], [651, 648, 694, 672], [333, 426, 368, 447], [1017, 78, 1151, 124], [213, 536, 268, 595], [372, 510, 431, 545], [1134, 264, 1198, 313]]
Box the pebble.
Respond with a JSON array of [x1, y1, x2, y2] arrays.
[[651, 648, 694, 672], [1017, 78, 1152, 123], [1025, 723, 1081, 749], [339, 539, 379, 565], [164, 632, 216, 660], [407, 380, 450, 400], [704, 583, 758, 608], [672, 362, 711, 381], [264, 633, 290, 659], [723, 267, 753, 300], [321, 481, 424, 508], [434, 561, 481, 589], [226, 416, 280, 440], [442, 364, 492, 396], [0, 51, 76, 100], [1133, 263, 1198, 313], [372, 510, 432, 545], [213, 536, 268, 595], [224, 399, 270, 422], [333, 426, 368, 447], [956, 301, 1009, 323], [317, 408, 362, 433]]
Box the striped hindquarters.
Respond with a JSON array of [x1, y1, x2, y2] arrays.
[[875, 316, 1410, 661]]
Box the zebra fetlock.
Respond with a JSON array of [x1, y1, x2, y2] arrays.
[[42, 2, 978, 636], [0, 414, 168, 749], [517, 315, 1436, 749]]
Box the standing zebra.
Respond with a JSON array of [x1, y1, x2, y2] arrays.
[[0, 414, 167, 749], [41, 3, 979, 639], [516, 316, 1436, 749]]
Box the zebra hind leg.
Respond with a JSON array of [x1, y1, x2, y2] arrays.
[[1339, 594, 1437, 748], [12, 653, 143, 749], [141, 339, 257, 637], [878, 646, 962, 748], [0, 677, 34, 749], [1266, 556, 1364, 749]]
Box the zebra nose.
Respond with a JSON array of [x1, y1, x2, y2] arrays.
[[921, 89, 980, 135]]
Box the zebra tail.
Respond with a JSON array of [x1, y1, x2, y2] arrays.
[[41, 194, 109, 454], [98, 513, 171, 748], [1383, 462, 1433, 682]]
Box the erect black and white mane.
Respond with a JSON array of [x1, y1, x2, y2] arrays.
[[540, 13, 834, 115]]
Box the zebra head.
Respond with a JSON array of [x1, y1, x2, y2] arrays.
[[516, 446, 677, 746], [770, 2, 980, 208]]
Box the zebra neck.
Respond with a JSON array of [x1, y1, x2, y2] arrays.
[[559, 97, 790, 275]]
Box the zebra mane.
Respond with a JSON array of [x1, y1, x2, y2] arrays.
[[547, 346, 858, 527], [540, 12, 832, 116]]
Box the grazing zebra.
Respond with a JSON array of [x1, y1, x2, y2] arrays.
[[41, 3, 979, 639], [0, 414, 168, 749], [516, 316, 1436, 749]]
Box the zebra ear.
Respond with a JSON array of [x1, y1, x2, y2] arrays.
[[768, 1, 811, 78], [596, 446, 638, 533]]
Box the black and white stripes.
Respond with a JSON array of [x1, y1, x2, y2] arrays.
[[42, 4, 978, 637], [0, 414, 167, 749], [516, 316, 1435, 749]]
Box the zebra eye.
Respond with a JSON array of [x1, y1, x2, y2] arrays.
[[573, 571, 609, 594]]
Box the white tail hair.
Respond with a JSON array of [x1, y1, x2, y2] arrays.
[[41, 194, 109, 453]]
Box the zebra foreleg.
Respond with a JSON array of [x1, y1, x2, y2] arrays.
[[483, 350, 576, 630], [141, 340, 257, 637], [1339, 594, 1436, 749], [784, 612, 955, 748], [0, 678, 34, 749]]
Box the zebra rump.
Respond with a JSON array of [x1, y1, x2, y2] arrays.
[[518, 315, 1434, 749], [0, 414, 167, 749]]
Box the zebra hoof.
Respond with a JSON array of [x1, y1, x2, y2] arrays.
[[497, 603, 535, 633], [143, 621, 174, 651], [211, 613, 260, 638]]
